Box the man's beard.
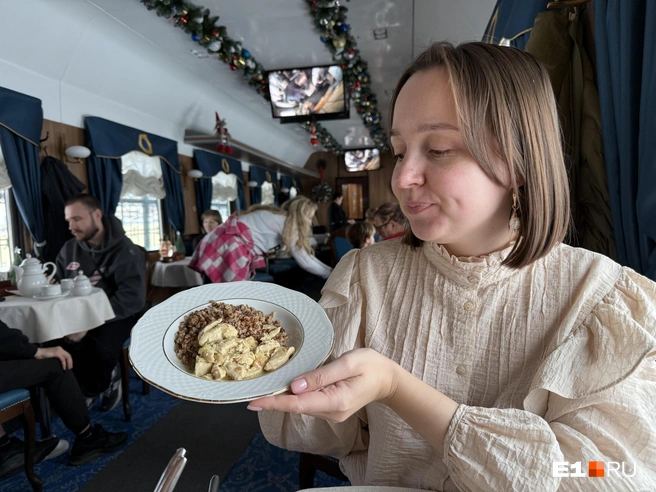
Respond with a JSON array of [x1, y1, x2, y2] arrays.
[[79, 222, 100, 242]]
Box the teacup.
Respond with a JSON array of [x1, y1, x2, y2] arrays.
[[60, 279, 74, 293], [40, 284, 61, 297]]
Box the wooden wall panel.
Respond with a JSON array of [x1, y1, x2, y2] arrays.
[[302, 150, 397, 228], [40, 120, 88, 187]]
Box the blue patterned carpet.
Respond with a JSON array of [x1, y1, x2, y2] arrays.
[[3, 372, 350, 491], [2, 373, 181, 491], [219, 431, 349, 491]]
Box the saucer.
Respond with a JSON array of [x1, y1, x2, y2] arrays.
[[32, 291, 71, 301]]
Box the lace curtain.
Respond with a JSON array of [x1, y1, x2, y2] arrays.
[[261, 181, 275, 205], [120, 150, 166, 199], [0, 146, 11, 190], [211, 171, 238, 202]]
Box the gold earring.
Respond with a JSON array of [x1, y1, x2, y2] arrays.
[[509, 192, 520, 231]]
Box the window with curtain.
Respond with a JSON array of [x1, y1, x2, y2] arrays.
[[0, 146, 15, 272], [210, 171, 237, 221], [115, 151, 165, 251]]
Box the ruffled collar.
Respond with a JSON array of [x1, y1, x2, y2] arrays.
[[422, 241, 518, 286]]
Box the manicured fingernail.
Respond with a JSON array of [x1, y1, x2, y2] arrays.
[[291, 378, 307, 393], [247, 405, 262, 411]]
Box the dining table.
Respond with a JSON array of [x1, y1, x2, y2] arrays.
[[151, 257, 203, 288], [0, 286, 116, 436], [0, 287, 115, 343]]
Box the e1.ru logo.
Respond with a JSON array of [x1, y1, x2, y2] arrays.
[[553, 461, 637, 478]]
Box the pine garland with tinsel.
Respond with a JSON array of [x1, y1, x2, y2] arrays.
[[305, 0, 389, 151], [140, 0, 343, 153]]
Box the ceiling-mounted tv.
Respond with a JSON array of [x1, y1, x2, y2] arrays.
[[345, 148, 381, 172], [267, 65, 349, 123]]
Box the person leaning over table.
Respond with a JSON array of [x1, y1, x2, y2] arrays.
[[249, 42, 656, 490], [189, 196, 332, 282], [0, 320, 127, 477], [52, 193, 146, 413]]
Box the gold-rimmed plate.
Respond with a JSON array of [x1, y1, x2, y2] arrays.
[[129, 282, 334, 403]]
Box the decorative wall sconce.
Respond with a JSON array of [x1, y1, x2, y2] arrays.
[[187, 169, 203, 179], [61, 136, 91, 163], [247, 180, 259, 187]]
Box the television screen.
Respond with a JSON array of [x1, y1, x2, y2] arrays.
[[345, 148, 381, 172], [268, 65, 347, 122]]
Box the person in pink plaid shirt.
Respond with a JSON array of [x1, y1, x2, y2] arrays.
[[189, 196, 332, 283]]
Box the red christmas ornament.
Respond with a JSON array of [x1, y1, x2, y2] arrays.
[[211, 29, 218, 37], [309, 123, 319, 147], [181, 16, 188, 24], [230, 64, 237, 70], [215, 112, 233, 154]]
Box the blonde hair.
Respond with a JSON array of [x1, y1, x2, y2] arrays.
[[390, 42, 570, 268], [244, 204, 284, 215], [347, 221, 376, 248], [283, 196, 317, 254]]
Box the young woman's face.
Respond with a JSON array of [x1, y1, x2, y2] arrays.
[[390, 68, 513, 256]]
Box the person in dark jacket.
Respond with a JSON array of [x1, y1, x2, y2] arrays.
[[53, 193, 146, 412], [328, 192, 354, 232], [0, 320, 127, 477]]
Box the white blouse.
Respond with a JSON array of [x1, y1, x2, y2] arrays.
[[259, 239, 656, 491], [238, 211, 332, 279]]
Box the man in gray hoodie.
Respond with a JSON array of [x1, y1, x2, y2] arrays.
[[54, 194, 146, 411]]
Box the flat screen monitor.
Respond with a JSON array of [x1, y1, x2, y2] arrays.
[[345, 148, 381, 172], [267, 65, 348, 123]]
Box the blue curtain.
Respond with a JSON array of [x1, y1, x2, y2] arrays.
[[595, 0, 656, 280], [193, 150, 246, 219], [0, 87, 46, 249], [280, 175, 302, 192], [249, 165, 278, 206], [85, 117, 185, 232], [482, 0, 545, 50]]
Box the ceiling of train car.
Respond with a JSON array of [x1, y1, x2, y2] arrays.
[[89, 0, 495, 155]]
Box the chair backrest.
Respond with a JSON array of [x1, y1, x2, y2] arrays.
[[327, 227, 352, 265], [333, 237, 353, 261]]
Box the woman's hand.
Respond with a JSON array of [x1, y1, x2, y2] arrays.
[[35, 346, 73, 371], [248, 348, 399, 423]]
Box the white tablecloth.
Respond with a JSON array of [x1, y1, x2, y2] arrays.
[[0, 288, 115, 343], [151, 257, 203, 288]]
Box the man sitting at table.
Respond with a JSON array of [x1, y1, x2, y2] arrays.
[[54, 193, 146, 412], [0, 319, 127, 477]]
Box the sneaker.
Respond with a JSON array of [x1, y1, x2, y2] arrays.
[[0, 436, 60, 480], [85, 396, 96, 410], [44, 438, 69, 460], [99, 364, 122, 412], [68, 425, 128, 466]]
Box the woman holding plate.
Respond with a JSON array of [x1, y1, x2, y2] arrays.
[[250, 42, 656, 490]]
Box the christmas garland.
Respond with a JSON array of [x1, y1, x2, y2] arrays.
[[305, 0, 389, 151], [141, 0, 343, 153]]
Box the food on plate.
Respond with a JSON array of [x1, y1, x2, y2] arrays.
[[174, 301, 294, 381]]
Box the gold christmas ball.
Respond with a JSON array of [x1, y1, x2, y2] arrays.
[[333, 37, 346, 50]]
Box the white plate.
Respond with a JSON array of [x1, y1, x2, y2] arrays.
[[32, 291, 71, 301], [129, 282, 335, 404]]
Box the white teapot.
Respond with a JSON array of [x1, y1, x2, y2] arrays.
[[72, 270, 93, 297], [11, 255, 57, 297]]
